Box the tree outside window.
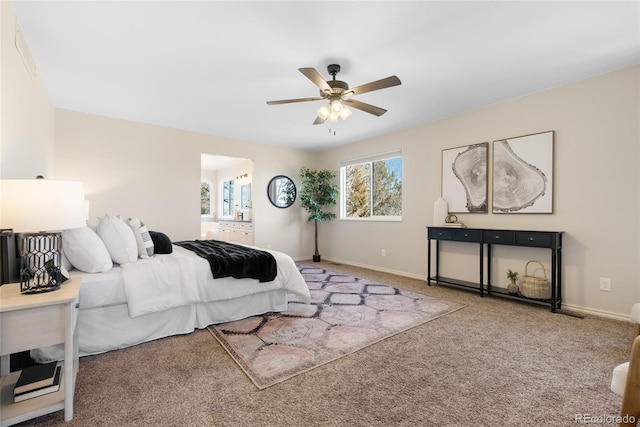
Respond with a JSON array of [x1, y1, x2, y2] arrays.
[[201, 181, 211, 215], [341, 154, 402, 219]]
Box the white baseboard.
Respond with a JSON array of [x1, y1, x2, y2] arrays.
[[318, 256, 427, 281], [560, 303, 631, 323]]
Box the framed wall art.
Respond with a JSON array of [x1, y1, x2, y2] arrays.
[[492, 130, 554, 214], [441, 142, 488, 213]]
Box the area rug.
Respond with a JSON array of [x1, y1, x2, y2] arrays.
[[207, 264, 465, 389]]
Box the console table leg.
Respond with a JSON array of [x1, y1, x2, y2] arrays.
[[557, 249, 562, 310], [551, 249, 558, 313], [427, 238, 432, 286], [479, 243, 484, 297]]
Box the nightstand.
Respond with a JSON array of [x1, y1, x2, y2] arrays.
[[0, 277, 81, 426]]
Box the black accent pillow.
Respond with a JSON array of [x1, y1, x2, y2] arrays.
[[149, 231, 172, 254]]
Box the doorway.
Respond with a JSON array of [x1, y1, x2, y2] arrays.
[[200, 154, 253, 239]]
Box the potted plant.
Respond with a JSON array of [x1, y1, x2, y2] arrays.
[[299, 167, 339, 262], [506, 269, 519, 295]]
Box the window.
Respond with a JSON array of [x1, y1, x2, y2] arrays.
[[222, 179, 235, 217], [340, 150, 402, 220], [201, 181, 211, 215]]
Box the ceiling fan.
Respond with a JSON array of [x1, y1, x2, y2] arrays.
[[266, 64, 401, 125]]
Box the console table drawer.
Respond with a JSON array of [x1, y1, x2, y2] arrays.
[[452, 229, 482, 242], [483, 230, 515, 244], [428, 228, 453, 240], [515, 232, 553, 248]]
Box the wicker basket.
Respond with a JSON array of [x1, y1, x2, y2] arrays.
[[521, 260, 551, 299]]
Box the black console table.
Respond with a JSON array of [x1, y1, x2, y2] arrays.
[[427, 227, 563, 312]]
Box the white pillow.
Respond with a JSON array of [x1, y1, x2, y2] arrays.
[[97, 214, 138, 264], [126, 217, 154, 258], [61, 251, 72, 272], [62, 227, 113, 273]]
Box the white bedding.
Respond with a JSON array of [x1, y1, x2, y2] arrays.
[[70, 266, 125, 308], [32, 243, 311, 361], [121, 245, 310, 317]]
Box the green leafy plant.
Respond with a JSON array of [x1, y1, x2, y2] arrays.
[[506, 269, 519, 281], [299, 166, 339, 262]]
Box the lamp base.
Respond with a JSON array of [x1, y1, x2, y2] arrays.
[[18, 232, 63, 294], [21, 283, 61, 293]]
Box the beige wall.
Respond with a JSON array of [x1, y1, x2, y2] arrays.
[[0, 1, 55, 179], [54, 109, 317, 257], [317, 66, 640, 319]]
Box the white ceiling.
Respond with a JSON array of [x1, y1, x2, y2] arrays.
[[11, 1, 640, 152]]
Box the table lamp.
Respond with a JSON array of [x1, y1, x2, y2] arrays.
[[0, 178, 86, 293]]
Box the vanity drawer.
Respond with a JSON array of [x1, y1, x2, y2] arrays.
[[219, 221, 252, 230], [452, 229, 482, 242], [515, 232, 553, 248], [483, 230, 515, 245]]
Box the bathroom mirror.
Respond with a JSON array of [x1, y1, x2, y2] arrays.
[[267, 175, 296, 208], [241, 184, 251, 209]]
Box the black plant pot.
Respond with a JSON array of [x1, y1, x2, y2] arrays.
[[313, 255, 321, 262]]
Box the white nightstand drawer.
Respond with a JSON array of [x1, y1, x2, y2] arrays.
[[1, 304, 66, 354]]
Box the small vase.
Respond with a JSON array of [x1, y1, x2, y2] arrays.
[[507, 279, 519, 295], [433, 197, 448, 226]]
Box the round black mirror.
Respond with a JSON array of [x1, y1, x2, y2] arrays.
[[267, 175, 297, 208]]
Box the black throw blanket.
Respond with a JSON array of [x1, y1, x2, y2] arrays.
[[174, 240, 277, 283]]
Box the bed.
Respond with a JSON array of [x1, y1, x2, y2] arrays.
[[30, 215, 310, 362]]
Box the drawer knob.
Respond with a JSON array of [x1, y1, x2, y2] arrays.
[[529, 237, 535, 241]]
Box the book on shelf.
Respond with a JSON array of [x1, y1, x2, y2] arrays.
[[13, 361, 58, 394], [14, 366, 62, 403], [442, 223, 465, 228]]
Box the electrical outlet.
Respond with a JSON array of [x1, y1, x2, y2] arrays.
[[599, 277, 611, 291], [381, 249, 386, 257]]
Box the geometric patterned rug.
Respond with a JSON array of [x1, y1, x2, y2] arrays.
[[207, 264, 465, 389]]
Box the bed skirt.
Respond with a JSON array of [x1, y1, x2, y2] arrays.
[[32, 289, 289, 362]]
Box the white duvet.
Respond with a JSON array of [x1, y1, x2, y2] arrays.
[[121, 245, 311, 318]]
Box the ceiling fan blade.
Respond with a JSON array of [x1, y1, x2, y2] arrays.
[[266, 97, 323, 105], [347, 76, 401, 96], [299, 68, 331, 92], [313, 116, 325, 125], [343, 99, 387, 116]]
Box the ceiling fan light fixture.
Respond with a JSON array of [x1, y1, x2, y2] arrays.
[[330, 99, 343, 113], [327, 112, 339, 123], [317, 103, 330, 120], [340, 107, 352, 120]]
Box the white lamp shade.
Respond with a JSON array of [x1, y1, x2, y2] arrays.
[[317, 104, 330, 120], [330, 99, 343, 113], [1, 179, 86, 232]]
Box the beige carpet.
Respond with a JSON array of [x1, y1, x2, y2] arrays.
[[208, 263, 465, 389], [17, 261, 632, 426]]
